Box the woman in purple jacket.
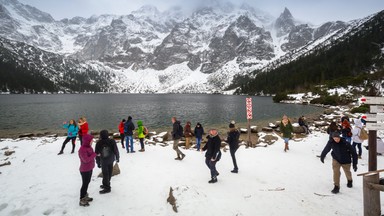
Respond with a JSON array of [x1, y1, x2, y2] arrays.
[[78, 134, 96, 207]]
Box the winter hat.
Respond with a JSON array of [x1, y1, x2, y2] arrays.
[[229, 123, 235, 128], [82, 134, 93, 145], [331, 132, 341, 138]]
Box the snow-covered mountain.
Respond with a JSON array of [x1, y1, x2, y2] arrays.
[[0, 0, 369, 93]]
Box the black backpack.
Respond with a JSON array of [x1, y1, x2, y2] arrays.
[[101, 142, 112, 158]]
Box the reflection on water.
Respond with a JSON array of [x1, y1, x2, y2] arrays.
[[0, 94, 323, 137]]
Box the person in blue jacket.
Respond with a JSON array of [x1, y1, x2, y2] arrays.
[[320, 132, 358, 194], [58, 119, 79, 155]]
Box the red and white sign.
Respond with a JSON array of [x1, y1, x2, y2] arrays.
[[360, 96, 384, 105], [246, 98, 252, 119]]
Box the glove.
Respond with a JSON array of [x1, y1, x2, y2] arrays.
[[353, 165, 357, 172], [320, 157, 324, 163]]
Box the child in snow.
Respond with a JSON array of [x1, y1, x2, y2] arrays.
[[58, 120, 79, 155], [280, 115, 293, 152], [78, 117, 89, 146], [78, 134, 96, 207]]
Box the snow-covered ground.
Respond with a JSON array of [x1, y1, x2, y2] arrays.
[[0, 132, 383, 216]]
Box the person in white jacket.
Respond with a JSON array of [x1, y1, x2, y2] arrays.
[[352, 119, 364, 159]]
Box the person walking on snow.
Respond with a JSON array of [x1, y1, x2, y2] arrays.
[[58, 119, 79, 155], [226, 123, 240, 173], [194, 122, 204, 151], [118, 119, 126, 148], [352, 118, 364, 159], [171, 117, 185, 160], [320, 132, 358, 194], [137, 120, 147, 152], [95, 130, 120, 194], [280, 115, 293, 152], [78, 134, 96, 207], [202, 129, 222, 183], [124, 116, 135, 153]]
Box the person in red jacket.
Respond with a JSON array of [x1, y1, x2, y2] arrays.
[[118, 119, 126, 148], [78, 117, 89, 146], [78, 134, 96, 206]]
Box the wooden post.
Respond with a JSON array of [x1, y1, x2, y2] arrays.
[[368, 130, 377, 171], [363, 173, 381, 216]]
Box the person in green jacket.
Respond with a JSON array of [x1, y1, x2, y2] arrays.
[[280, 115, 293, 152], [136, 120, 147, 152]]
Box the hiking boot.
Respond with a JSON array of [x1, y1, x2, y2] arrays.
[[79, 198, 89, 207], [131, 150, 136, 153], [122, 145, 125, 149], [139, 149, 145, 152], [84, 193, 93, 202], [180, 154, 186, 160], [347, 180, 353, 188], [71, 150, 74, 154], [231, 169, 238, 173], [99, 188, 111, 194], [175, 157, 181, 160], [358, 156, 362, 159], [331, 185, 340, 194], [208, 177, 218, 184], [100, 185, 105, 189], [57, 151, 63, 155]]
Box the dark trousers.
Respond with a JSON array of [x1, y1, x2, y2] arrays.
[[120, 133, 125, 146], [101, 162, 113, 190], [353, 142, 362, 156], [230, 147, 238, 171], [60, 137, 76, 152], [80, 170, 92, 199], [139, 138, 144, 150], [205, 158, 218, 178], [78, 135, 83, 146]]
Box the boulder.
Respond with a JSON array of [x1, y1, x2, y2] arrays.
[[262, 134, 279, 145], [262, 127, 274, 132], [314, 121, 329, 127], [19, 133, 34, 138], [240, 128, 248, 133], [250, 126, 258, 133]]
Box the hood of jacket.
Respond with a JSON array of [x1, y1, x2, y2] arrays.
[[137, 120, 143, 127], [354, 119, 363, 128], [100, 130, 109, 139]]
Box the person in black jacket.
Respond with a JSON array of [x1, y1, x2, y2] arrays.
[[95, 130, 120, 194], [171, 117, 185, 160], [320, 132, 358, 194], [124, 116, 135, 153], [226, 123, 240, 173], [202, 129, 222, 183]]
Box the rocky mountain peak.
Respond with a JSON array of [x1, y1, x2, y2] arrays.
[[275, 7, 295, 37]]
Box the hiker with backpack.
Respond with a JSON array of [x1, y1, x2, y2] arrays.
[[137, 120, 148, 152], [78, 134, 96, 207], [171, 117, 185, 160], [95, 130, 120, 194], [226, 122, 240, 173], [352, 118, 367, 159], [202, 129, 222, 183]]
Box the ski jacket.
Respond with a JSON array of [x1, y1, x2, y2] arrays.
[[203, 134, 222, 161], [118, 121, 125, 134], [124, 120, 135, 136], [79, 136, 96, 172], [226, 129, 240, 150], [95, 130, 120, 166], [79, 122, 89, 136], [320, 138, 358, 166], [352, 119, 363, 143], [137, 120, 146, 139], [194, 124, 204, 139], [63, 123, 78, 138]]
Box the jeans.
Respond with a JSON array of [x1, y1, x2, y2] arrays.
[[101, 162, 113, 190], [352, 142, 362, 156], [80, 170, 92, 199], [230, 147, 238, 171], [196, 138, 202, 150], [125, 136, 134, 152], [205, 158, 218, 178]]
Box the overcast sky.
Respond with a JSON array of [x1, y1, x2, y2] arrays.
[[19, 0, 384, 25]]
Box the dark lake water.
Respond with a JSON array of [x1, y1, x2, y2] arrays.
[[0, 94, 324, 138]]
